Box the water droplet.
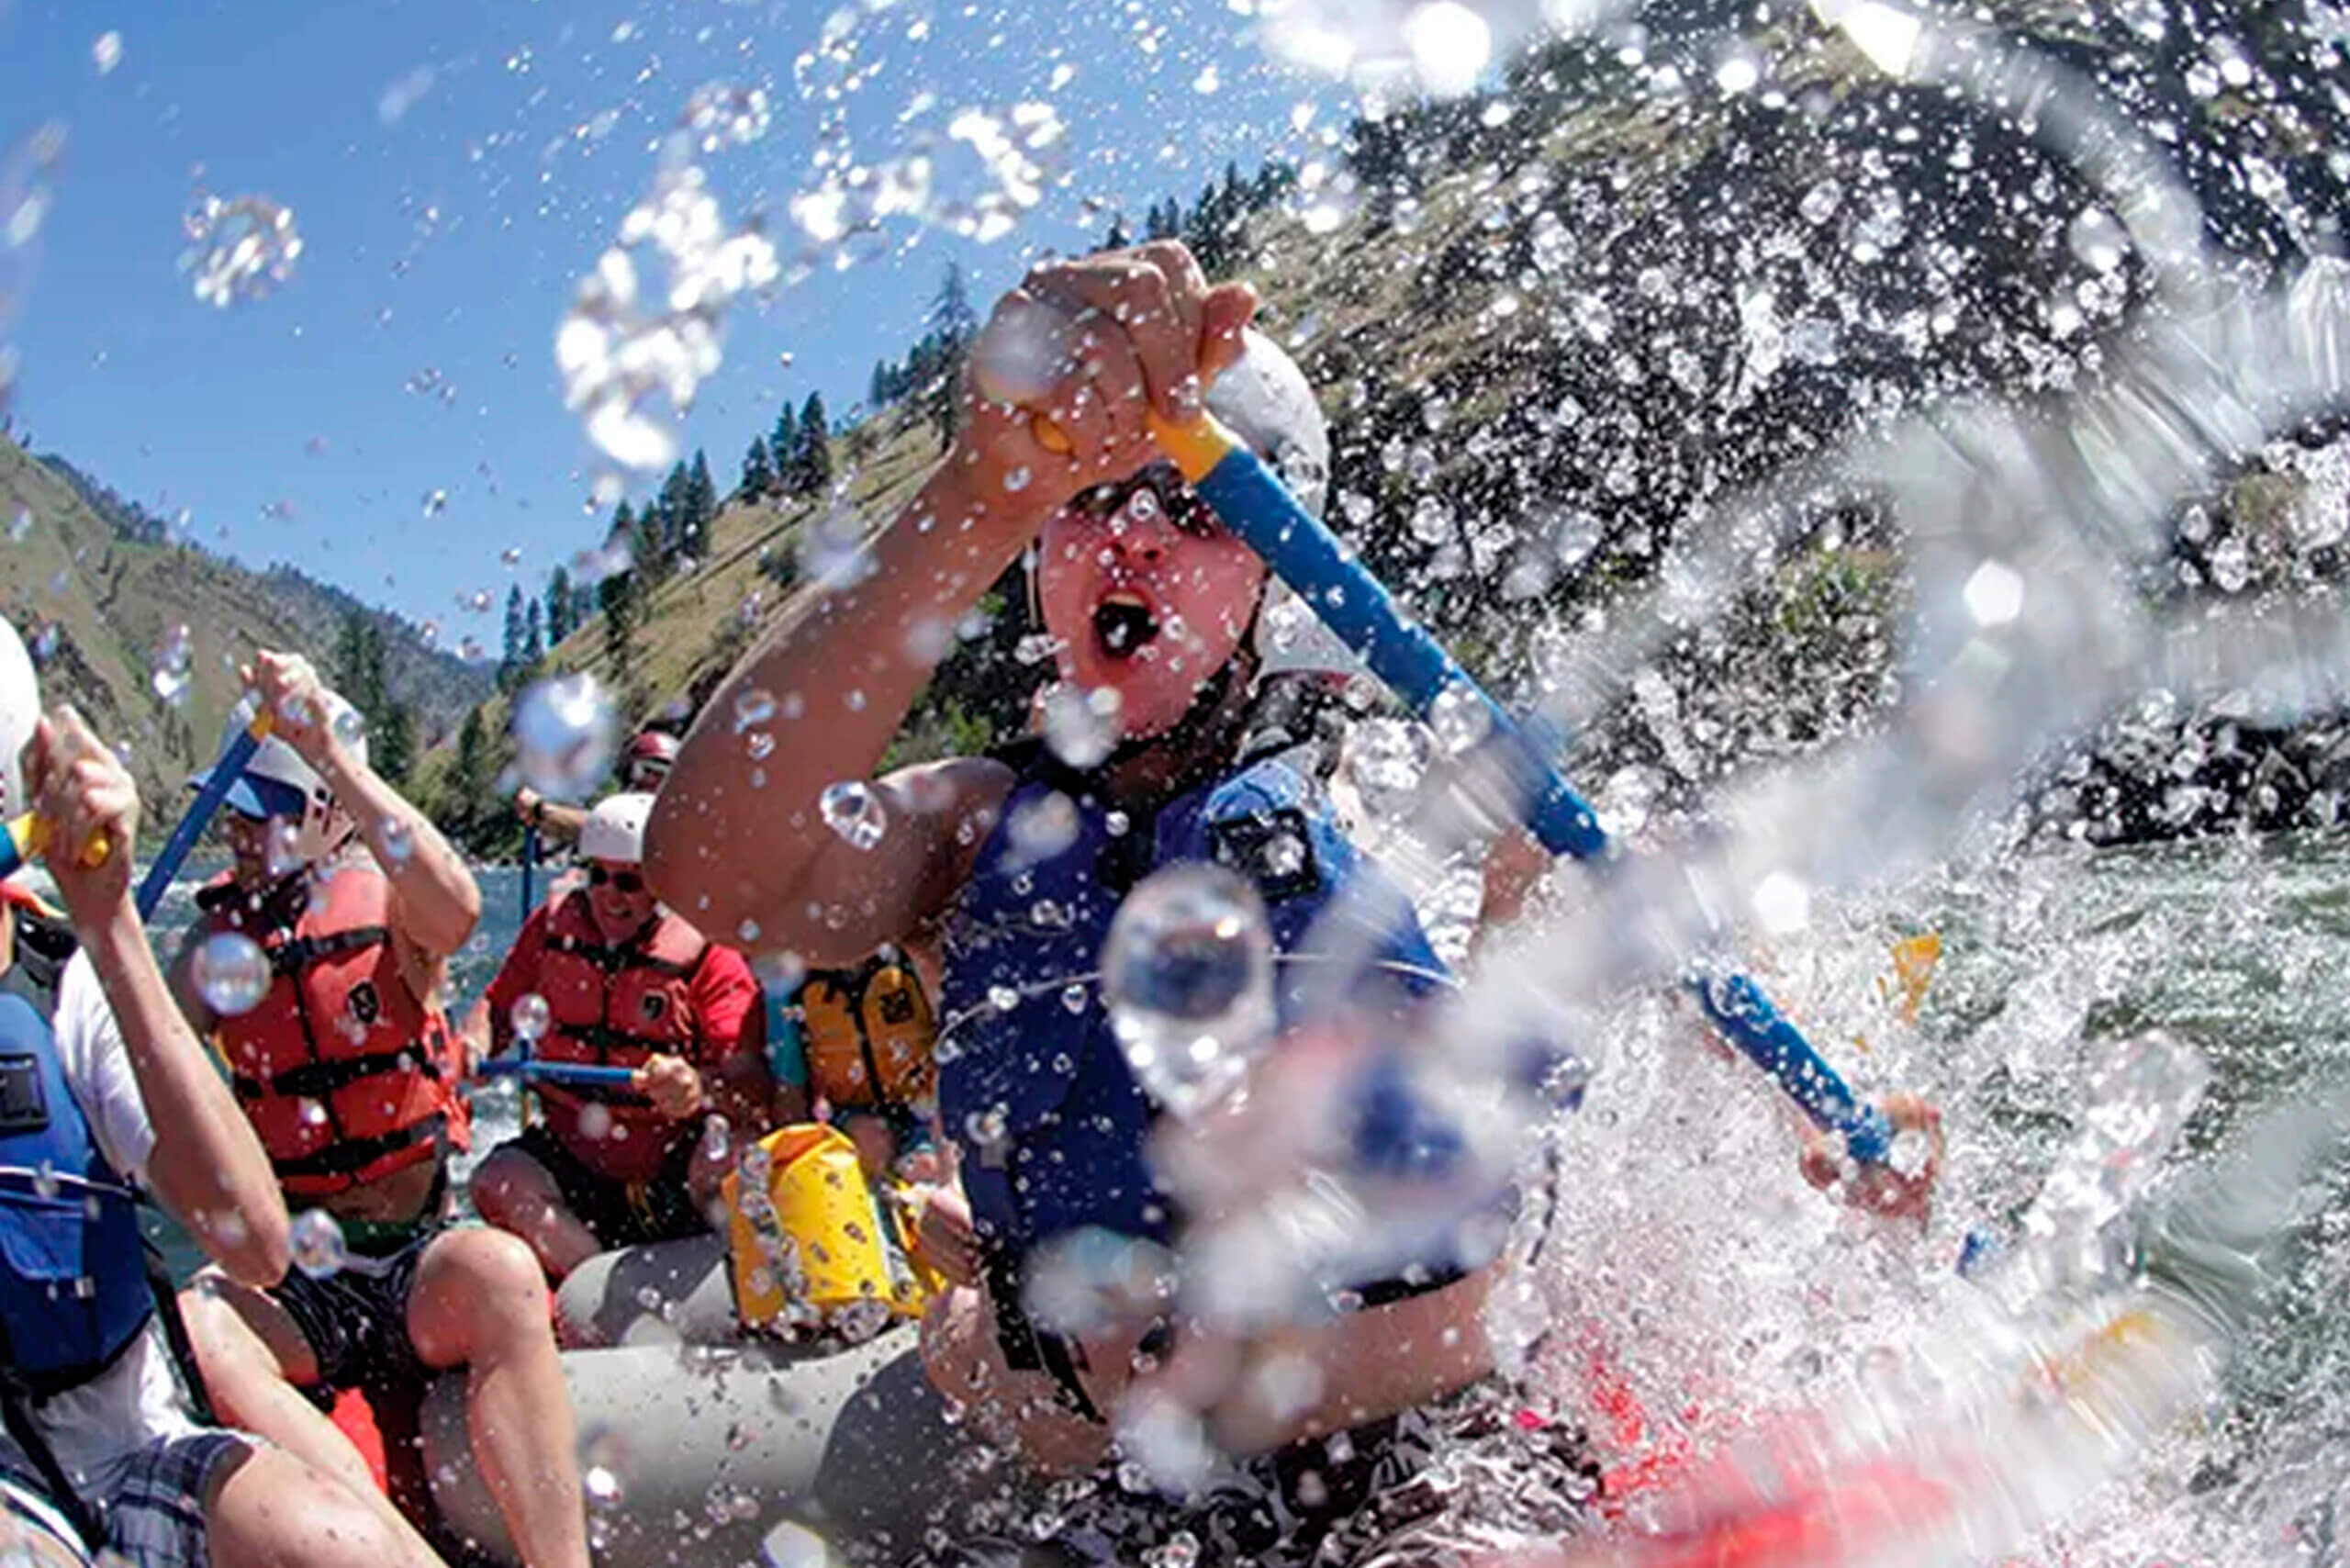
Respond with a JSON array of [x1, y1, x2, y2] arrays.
[[330, 704, 366, 751], [91, 31, 123, 75], [181, 192, 303, 308], [580, 1426, 632, 1507], [289, 1209, 347, 1279], [509, 992, 552, 1045], [194, 932, 271, 1015], [1007, 791, 1080, 863], [818, 781, 886, 850], [1427, 682, 1492, 756], [1042, 684, 1124, 769], [1060, 980, 1088, 1014], [733, 688, 778, 732], [31, 1159, 58, 1200], [511, 673, 619, 801], [149, 623, 193, 706], [6, 510, 28, 543], [1102, 864, 1275, 1119]]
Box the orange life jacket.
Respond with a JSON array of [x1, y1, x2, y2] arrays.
[[799, 949, 936, 1113], [530, 890, 710, 1177], [198, 863, 468, 1200]]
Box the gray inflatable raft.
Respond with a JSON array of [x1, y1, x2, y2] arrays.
[[420, 1236, 984, 1567]]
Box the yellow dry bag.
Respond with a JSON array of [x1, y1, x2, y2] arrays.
[[722, 1123, 941, 1341]]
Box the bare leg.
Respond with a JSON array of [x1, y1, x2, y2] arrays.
[[204, 1443, 448, 1568], [178, 1273, 447, 1563], [469, 1146, 605, 1281], [407, 1227, 589, 1568]]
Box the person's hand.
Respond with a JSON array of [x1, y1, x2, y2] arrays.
[[22, 707, 135, 924], [633, 1053, 706, 1119], [909, 1180, 980, 1287], [242, 649, 345, 767], [514, 785, 543, 824], [1800, 1092, 1943, 1225], [955, 240, 1259, 523]]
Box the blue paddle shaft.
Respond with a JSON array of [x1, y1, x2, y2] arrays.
[[476, 1058, 639, 1088], [138, 724, 265, 922], [1192, 444, 1891, 1164]]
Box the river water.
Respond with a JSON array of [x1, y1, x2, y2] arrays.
[[138, 839, 2350, 1565]]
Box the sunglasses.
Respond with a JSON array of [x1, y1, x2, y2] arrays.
[[588, 866, 646, 894], [1069, 461, 1222, 540]]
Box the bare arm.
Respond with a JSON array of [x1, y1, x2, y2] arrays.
[[29, 709, 289, 1287], [87, 903, 291, 1287], [515, 788, 587, 846], [247, 649, 482, 961], [648, 243, 1258, 955], [316, 742, 480, 960], [644, 463, 1040, 961]]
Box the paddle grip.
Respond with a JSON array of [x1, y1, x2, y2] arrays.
[[0, 813, 113, 882]]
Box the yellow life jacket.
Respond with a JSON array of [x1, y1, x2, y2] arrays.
[[722, 1122, 942, 1340], [799, 948, 936, 1114]]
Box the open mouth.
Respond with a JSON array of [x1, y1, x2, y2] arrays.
[[1092, 593, 1160, 659]]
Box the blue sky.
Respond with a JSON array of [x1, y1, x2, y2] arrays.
[[0, 0, 1361, 643]]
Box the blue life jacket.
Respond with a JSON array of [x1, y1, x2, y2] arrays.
[[0, 936, 153, 1400], [937, 743, 1451, 1282]]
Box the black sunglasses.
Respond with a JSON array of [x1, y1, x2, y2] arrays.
[[588, 866, 645, 894], [1069, 461, 1222, 540]]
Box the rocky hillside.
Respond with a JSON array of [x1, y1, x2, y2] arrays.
[[0, 431, 489, 811], [435, 0, 2347, 851]]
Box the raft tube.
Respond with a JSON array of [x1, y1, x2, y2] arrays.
[[420, 1236, 984, 1568]]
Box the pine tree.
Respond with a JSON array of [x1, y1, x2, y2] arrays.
[[545, 565, 576, 644], [449, 707, 489, 834], [684, 449, 717, 561], [741, 434, 776, 497], [1102, 215, 1131, 252], [771, 404, 800, 486], [869, 361, 893, 409], [375, 702, 415, 786], [498, 585, 527, 692], [599, 562, 640, 694], [925, 263, 979, 449], [522, 598, 544, 669], [794, 392, 833, 491]]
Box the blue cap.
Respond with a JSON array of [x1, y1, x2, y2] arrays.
[[186, 763, 308, 823]]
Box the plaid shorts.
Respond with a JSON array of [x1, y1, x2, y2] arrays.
[[2, 1428, 254, 1568]]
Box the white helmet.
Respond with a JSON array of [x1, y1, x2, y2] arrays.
[[579, 791, 655, 866], [0, 617, 40, 820], [1207, 327, 1331, 523], [198, 690, 370, 868]]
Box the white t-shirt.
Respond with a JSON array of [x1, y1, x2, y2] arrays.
[[2, 951, 202, 1486]]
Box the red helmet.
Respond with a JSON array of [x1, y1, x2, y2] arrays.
[[622, 730, 680, 787]]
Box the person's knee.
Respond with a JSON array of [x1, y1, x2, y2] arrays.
[[433, 1228, 557, 1346], [207, 1449, 435, 1568], [467, 1147, 540, 1218]]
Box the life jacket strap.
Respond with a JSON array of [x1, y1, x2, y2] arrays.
[[269, 1112, 445, 1183], [265, 925, 390, 976], [231, 1046, 441, 1105]]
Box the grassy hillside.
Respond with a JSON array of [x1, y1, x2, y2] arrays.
[[0, 431, 490, 811]]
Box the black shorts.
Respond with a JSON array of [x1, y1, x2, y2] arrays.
[[497, 1121, 711, 1253], [273, 1228, 440, 1390]]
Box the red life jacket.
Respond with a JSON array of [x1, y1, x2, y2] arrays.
[[530, 890, 711, 1181], [197, 862, 469, 1200]]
